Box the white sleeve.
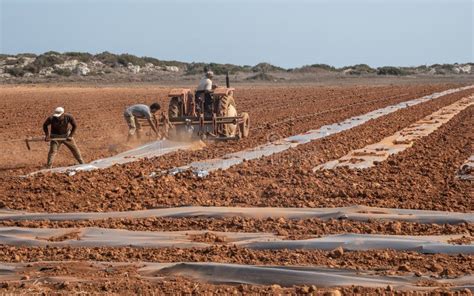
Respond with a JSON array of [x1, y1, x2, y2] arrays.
[[205, 79, 212, 91]]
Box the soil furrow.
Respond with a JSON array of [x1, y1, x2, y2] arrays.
[[1, 217, 471, 238], [2, 88, 471, 212], [1, 246, 471, 278], [0, 261, 470, 295]]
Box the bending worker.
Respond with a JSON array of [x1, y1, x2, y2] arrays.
[[43, 107, 84, 169], [123, 103, 161, 141]]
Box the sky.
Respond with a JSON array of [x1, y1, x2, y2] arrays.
[[0, 0, 472, 68]]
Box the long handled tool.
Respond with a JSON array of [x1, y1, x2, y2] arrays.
[[25, 137, 68, 150]]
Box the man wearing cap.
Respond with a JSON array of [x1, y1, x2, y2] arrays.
[[195, 71, 217, 114], [123, 102, 161, 141], [43, 107, 84, 169]]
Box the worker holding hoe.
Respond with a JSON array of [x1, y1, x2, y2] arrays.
[[123, 102, 161, 141], [43, 107, 84, 169]]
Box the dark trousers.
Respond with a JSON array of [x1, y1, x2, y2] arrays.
[[195, 91, 213, 115]]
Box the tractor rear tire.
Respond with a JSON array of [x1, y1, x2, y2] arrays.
[[168, 97, 180, 118], [240, 112, 250, 138], [219, 95, 238, 137]]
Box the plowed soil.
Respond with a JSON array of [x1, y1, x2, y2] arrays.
[[1, 85, 472, 213], [0, 84, 454, 174], [0, 82, 472, 294], [1, 217, 472, 238], [2, 246, 472, 277], [1, 261, 470, 295]]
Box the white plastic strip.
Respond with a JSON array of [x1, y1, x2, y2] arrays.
[[29, 140, 203, 176], [457, 155, 474, 180], [316, 96, 474, 170], [166, 86, 474, 177], [0, 205, 472, 224], [149, 262, 474, 290], [0, 227, 471, 254], [1, 262, 472, 290]]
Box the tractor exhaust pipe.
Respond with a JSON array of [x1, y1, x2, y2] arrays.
[[226, 72, 230, 88]]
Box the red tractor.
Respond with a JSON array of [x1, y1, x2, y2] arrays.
[[160, 86, 249, 141]]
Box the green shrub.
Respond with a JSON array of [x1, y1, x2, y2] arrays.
[[53, 68, 72, 76], [339, 64, 376, 75], [64, 52, 92, 63], [252, 63, 284, 73], [86, 70, 99, 76], [430, 64, 455, 71], [6, 67, 26, 77], [309, 64, 336, 71], [4, 59, 19, 66], [32, 54, 64, 72], [142, 56, 161, 65], [43, 51, 61, 56], [95, 51, 120, 67], [23, 64, 40, 73], [117, 54, 146, 67], [209, 63, 249, 75], [292, 63, 338, 73], [162, 60, 187, 68], [377, 66, 406, 76], [348, 64, 375, 72], [17, 53, 37, 58], [185, 62, 250, 75], [185, 63, 209, 75]]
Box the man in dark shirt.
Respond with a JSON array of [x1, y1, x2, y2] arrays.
[[43, 107, 84, 168]]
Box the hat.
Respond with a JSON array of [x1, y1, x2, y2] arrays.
[[53, 107, 64, 117], [206, 71, 214, 78]]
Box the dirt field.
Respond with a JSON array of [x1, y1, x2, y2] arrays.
[[0, 81, 473, 294]]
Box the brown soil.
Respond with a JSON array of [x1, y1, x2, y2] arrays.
[[2, 217, 472, 238], [0, 84, 452, 174], [1, 245, 472, 278], [43, 230, 81, 242], [1, 261, 469, 295], [1, 85, 471, 213], [1, 82, 473, 294], [190, 232, 227, 243], [448, 236, 474, 245]]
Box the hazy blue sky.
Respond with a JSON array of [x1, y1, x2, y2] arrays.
[[0, 0, 472, 68]]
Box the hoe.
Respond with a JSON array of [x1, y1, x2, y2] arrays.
[[25, 137, 68, 150]]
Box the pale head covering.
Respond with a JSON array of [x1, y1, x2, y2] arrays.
[[205, 71, 214, 78], [53, 107, 64, 117]]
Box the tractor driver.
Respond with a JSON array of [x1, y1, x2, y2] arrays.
[[195, 71, 217, 114]]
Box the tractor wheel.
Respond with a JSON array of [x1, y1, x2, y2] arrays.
[[219, 95, 238, 137], [239, 112, 250, 138], [168, 97, 180, 118]]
